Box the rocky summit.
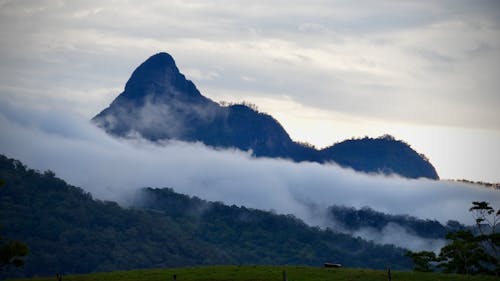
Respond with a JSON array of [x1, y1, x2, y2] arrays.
[[92, 52, 439, 179]]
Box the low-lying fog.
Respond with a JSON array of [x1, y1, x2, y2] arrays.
[[1, 103, 498, 252]]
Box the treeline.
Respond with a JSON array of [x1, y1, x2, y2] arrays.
[[407, 201, 499, 276], [327, 205, 464, 239], [453, 179, 500, 190], [0, 155, 411, 278], [320, 135, 439, 179]]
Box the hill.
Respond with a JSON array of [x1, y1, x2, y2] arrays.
[[92, 52, 438, 179], [321, 135, 439, 179], [327, 204, 463, 240], [0, 155, 411, 278], [6, 265, 498, 281]]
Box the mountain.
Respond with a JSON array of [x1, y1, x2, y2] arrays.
[[0, 155, 411, 278], [320, 135, 439, 179], [92, 52, 438, 179]]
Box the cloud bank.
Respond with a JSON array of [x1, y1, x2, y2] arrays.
[[0, 102, 498, 252], [352, 223, 447, 253]]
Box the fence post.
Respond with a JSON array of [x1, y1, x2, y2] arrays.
[[173, 273, 177, 281], [282, 270, 288, 281]]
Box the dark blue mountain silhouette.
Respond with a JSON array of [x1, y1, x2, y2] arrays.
[[92, 52, 439, 179]]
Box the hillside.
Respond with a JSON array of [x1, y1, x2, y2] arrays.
[[321, 135, 439, 179], [327, 205, 463, 240], [0, 155, 411, 278], [92, 52, 439, 179]]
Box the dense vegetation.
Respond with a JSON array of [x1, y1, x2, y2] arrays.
[[92, 52, 438, 179], [0, 155, 411, 278], [0, 179, 29, 272], [321, 135, 439, 179], [453, 179, 500, 190], [7, 265, 499, 281], [327, 205, 463, 239], [407, 202, 499, 276]]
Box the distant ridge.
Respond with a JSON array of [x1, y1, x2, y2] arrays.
[[0, 154, 412, 277], [92, 52, 439, 179]]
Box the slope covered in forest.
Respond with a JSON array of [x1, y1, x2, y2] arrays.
[[0, 155, 411, 278]]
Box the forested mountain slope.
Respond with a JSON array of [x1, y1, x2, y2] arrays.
[[0, 155, 411, 278]]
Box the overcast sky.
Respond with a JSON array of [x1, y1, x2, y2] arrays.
[[0, 0, 499, 181]]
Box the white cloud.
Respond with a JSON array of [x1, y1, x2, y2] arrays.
[[0, 103, 497, 229], [183, 68, 220, 81], [353, 223, 446, 253]]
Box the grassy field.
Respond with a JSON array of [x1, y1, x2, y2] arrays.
[[7, 265, 498, 281]]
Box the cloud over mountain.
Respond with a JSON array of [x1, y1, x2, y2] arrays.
[[92, 52, 439, 179], [1, 101, 497, 227]]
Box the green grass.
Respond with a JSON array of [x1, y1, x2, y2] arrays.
[[7, 265, 498, 281]]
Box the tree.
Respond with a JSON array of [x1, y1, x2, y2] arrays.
[[408, 201, 499, 275], [0, 236, 29, 270], [405, 251, 437, 272], [469, 201, 499, 275], [438, 230, 489, 275], [0, 180, 29, 271]]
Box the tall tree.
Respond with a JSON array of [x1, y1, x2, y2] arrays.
[[405, 251, 437, 272], [0, 235, 29, 271], [408, 201, 499, 275], [438, 230, 488, 274], [469, 201, 499, 275]]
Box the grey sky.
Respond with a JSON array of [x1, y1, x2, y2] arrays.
[[0, 1, 500, 181]]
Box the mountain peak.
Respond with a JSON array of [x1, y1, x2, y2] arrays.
[[122, 52, 201, 101], [148, 52, 176, 63], [93, 52, 439, 180]]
